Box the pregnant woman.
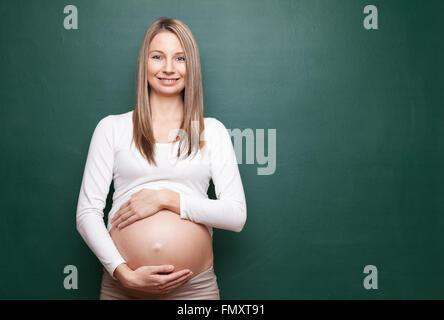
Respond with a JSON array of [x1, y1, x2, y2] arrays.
[[75, 17, 247, 300]]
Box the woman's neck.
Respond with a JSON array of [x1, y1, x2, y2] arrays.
[[149, 90, 184, 123]]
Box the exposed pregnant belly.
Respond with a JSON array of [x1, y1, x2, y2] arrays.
[[109, 209, 213, 277]]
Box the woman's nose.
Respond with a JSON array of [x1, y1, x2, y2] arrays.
[[164, 59, 174, 72]]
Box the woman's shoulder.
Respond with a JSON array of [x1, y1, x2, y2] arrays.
[[97, 109, 133, 130], [92, 110, 133, 148], [204, 116, 229, 134], [203, 117, 232, 150], [110, 109, 133, 122]]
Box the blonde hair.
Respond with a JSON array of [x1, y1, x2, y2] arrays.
[[132, 17, 205, 166]]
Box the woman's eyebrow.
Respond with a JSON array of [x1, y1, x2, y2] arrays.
[[149, 50, 184, 55]]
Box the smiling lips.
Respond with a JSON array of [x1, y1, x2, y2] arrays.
[[157, 77, 180, 85]]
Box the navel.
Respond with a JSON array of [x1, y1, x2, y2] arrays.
[[153, 241, 163, 252]]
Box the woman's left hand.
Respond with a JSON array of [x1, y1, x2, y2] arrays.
[[110, 188, 165, 230]]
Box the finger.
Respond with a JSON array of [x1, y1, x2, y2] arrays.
[[152, 270, 189, 288], [113, 207, 132, 227], [118, 214, 141, 229], [160, 272, 193, 291], [110, 201, 130, 223], [158, 269, 192, 283], [117, 209, 134, 224], [152, 265, 175, 274], [110, 201, 128, 223], [162, 277, 191, 293]]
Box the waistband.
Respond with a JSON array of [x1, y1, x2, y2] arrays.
[[101, 264, 220, 300]]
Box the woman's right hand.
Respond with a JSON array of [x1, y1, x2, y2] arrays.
[[115, 263, 194, 295]]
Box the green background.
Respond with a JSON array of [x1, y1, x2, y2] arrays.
[[1, 0, 443, 299]]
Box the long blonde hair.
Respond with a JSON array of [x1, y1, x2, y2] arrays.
[[132, 17, 205, 166]]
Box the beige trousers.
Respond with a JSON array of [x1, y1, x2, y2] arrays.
[[99, 265, 221, 300]]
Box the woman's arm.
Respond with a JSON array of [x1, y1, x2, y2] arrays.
[[160, 118, 247, 232], [76, 115, 126, 280]]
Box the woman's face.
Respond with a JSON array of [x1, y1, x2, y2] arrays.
[[147, 31, 186, 97]]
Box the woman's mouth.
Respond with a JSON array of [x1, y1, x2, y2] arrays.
[[157, 77, 180, 85]]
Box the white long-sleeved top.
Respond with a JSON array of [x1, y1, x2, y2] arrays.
[[76, 110, 247, 278]]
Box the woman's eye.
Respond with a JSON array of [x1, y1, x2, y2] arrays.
[[151, 55, 185, 61]]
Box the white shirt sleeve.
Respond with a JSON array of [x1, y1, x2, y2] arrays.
[[179, 118, 247, 232], [76, 115, 126, 279]]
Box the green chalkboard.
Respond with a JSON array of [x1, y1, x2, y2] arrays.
[[1, 0, 443, 299]]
